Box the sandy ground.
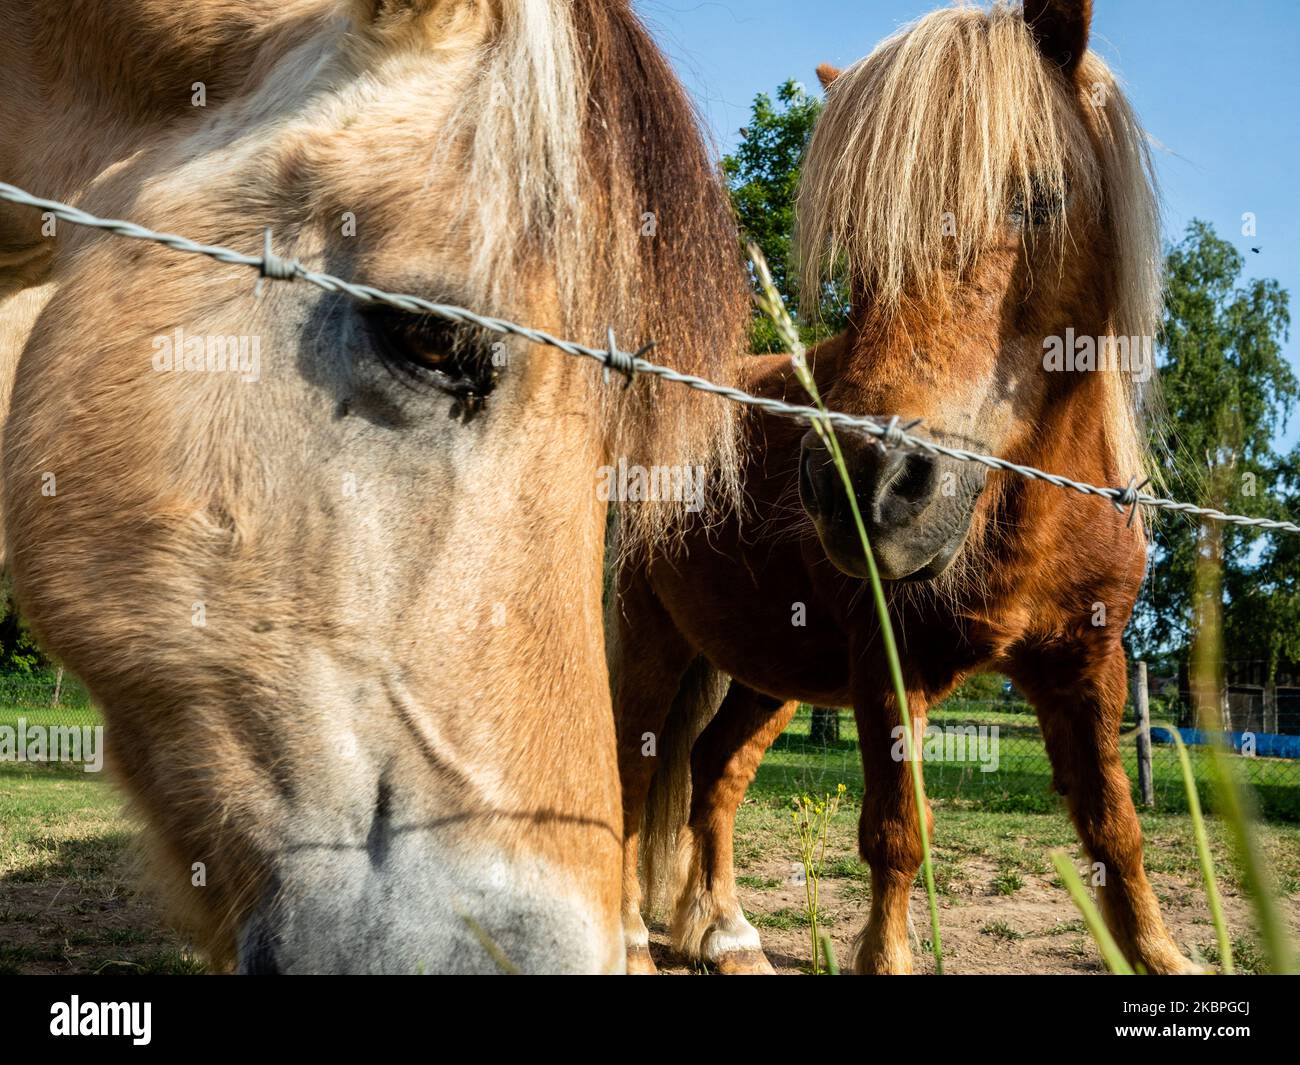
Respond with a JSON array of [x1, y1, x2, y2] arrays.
[[647, 855, 1287, 975], [642, 797, 1300, 975]]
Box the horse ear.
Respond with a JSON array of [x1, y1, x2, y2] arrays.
[[1023, 0, 1092, 77], [816, 63, 841, 90]]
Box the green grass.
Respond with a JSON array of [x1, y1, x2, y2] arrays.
[[0, 759, 201, 975], [980, 920, 1023, 941], [760, 702, 1300, 823], [993, 868, 1024, 896], [752, 907, 836, 930]]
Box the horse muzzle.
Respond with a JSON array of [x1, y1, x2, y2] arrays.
[[798, 429, 984, 581], [235, 834, 621, 975]]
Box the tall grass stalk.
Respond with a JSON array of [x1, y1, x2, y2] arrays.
[[1191, 508, 1295, 974], [1163, 727, 1233, 973], [748, 243, 943, 974]]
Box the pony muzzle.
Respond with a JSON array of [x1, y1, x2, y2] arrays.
[[798, 429, 983, 581], [234, 830, 622, 974]]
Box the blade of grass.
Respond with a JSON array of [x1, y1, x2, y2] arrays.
[[748, 243, 943, 974], [1202, 737, 1292, 972], [819, 929, 841, 975], [1050, 849, 1135, 975], [1191, 513, 1295, 974], [457, 911, 521, 975], [1161, 725, 1233, 973]]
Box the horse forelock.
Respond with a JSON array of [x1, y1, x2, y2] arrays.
[[102, 0, 747, 555]]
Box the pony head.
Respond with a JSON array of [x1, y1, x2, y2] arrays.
[[797, 0, 1158, 583], [3, 0, 745, 972]]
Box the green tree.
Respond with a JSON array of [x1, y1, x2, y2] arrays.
[[722, 79, 847, 351], [0, 575, 48, 674], [1134, 220, 1298, 680]]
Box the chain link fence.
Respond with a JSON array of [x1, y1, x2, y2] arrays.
[[0, 671, 100, 770], [3, 669, 1296, 820], [765, 687, 1300, 824]]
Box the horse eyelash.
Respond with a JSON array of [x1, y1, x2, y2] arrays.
[[1011, 174, 1071, 228], [364, 307, 499, 399]]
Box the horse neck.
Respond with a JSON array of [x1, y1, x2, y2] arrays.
[[977, 363, 1143, 600], [1037, 356, 1134, 490]]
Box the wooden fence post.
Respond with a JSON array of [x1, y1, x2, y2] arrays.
[[1132, 660, 1154, 808], [1264, 681, 1278, 735], [50, 665, 64, 708], [809, 706, 840, 745]]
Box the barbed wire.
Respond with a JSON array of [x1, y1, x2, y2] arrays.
[[2, 178, 1297, 536]]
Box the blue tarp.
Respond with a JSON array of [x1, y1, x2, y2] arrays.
[[1149, 726, 1300, 760]]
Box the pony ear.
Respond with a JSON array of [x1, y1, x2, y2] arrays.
[[1023, 0, 1092, 77], [816, 63, 841, 90]]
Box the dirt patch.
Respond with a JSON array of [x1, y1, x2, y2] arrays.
[[644, 801, 1300, 975], [646, 857, 1287, 975], [0, 872, 197, 975]]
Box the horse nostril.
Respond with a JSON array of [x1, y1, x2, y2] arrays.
[[799, 446, 824, 512], [237, 906, 282, 975], [889, 453, 939, 505]]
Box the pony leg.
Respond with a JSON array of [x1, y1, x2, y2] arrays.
[[852, 683, 932, 975], [1019, 648, 1197, 974], [671, 686, 797, 974], [609, 573, 696, 975]]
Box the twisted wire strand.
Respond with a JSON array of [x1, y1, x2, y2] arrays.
[[2, 179, 1295, 536]]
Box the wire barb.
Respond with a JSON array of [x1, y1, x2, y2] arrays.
[[0, 178, 1295, 537], [258, 227, 299, 282], [1112, 475, 1152, 528], [602, 327, 639, 388], [875, 415, 923, 453]]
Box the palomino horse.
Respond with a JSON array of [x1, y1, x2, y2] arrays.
[[614, 0, 1197, 974], [0, 0, 748, 973]]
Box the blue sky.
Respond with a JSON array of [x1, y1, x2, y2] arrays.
[[637, 0, 1300, 446]]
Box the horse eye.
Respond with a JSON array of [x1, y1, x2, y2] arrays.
[[1010, 176, 1066, 229], [365, 307, 498, 400]]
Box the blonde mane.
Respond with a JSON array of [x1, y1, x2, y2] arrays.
[[797, 2, 1161, 486], [418, 1, 748, 548]]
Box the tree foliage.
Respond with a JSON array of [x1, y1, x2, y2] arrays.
[[0, 575, 48, 674], [722, 80, 847, 351], [1135, 220, 1298, 678]]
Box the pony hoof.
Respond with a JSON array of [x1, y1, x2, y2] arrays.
[[626, 945, 659, 975], [712, 948, 776, 975], [1138, 950, 1203, 975], [853, 946, 914, 975]]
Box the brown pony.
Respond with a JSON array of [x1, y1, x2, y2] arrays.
[[613, 0, 1197, 975], [0, 0, 747, 972]]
